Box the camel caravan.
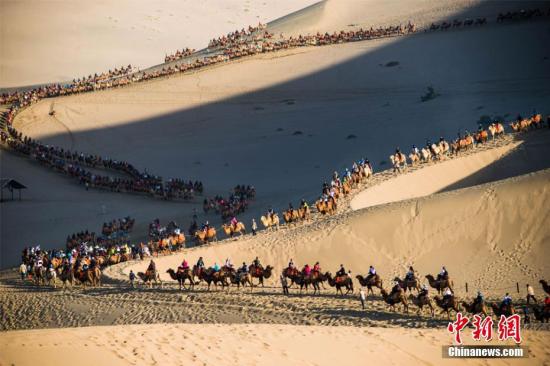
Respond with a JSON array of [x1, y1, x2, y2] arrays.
[[163, 257, 272, 291]]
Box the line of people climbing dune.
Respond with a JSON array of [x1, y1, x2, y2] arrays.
[[4, 5, 548, 108], [0, 107, 203, 199]]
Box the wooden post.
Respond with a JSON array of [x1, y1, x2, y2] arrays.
[[465, 282, 468, 293], [516, 282, 520, 294]]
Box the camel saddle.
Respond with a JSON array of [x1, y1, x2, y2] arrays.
[[335, 275, 347, 284]]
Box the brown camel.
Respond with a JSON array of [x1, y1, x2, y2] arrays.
[[229, 272, 254, 290], [283, 210, 300, 224], [166, 268, 195, 290], [394, 276, 420, 293], [461, 300, 488, 317], [434, 295, 460, 320], [195, 227, 218, 244], [356, 274, 383, 295], [137, 270, 162, 288], [222, 222, 246, 237], [58, 266, 75, 288], [381, 288, 409, 314], [249, 264, 273, 287], [75, 267, 102, 287], [490, 303, 516, 317], [425, 274, 453, 294], [540, 280, 550, 295], [260, 214, 280, 230], [409, 293, 434, 317], [298, 206, 311, 220], [325, 272, 354, 296], [532, 305, 550, 323]]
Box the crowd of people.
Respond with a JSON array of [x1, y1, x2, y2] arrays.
[[208, 23, 268, 48], [164, 47, 195, 63], [1, 107, 202, 200], [202, 185, 255, 220]]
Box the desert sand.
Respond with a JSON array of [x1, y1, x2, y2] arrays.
[[1, 0, 549, 365], [3, 0, 550, 268], [0, 0, 319, 88], [1, 324, 548, 366]]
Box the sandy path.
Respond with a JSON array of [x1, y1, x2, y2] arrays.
[[1, 323, 548, 366]]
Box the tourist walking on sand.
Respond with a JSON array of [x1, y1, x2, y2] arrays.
[[19, 262, 27, 281], [251, 218, 258, 236], [280, 274, 289, 295], [359, 287, 366, 310], [526, 284, 537, 304], [129, 270, 136, 288]]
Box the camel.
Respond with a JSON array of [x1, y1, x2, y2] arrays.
[[409, 293, 434, 317], [33, 266, 45, 286], [488, 122, 505, 139], [540, 280, 550, 295], [510, 119, 530, 132], [531, 114, 543, 128], [166, 268, 195, 290], [249, 264, 273, 287], [490, 303, 516, 317], [408, 152, 420, 166], [390, 152, 407, 172], [316, 199, 335, 215], [45, 268, 57, 288], [260, 214, 280, 230], [532, 305, 550, 323], [58, 266, 75, 288], [381, 288, 409, 314], [434, 295, 460, 320], [109, 254, 122, 266], [75, 267, 102, 287], [420, 147, 432, 162], [325, 272, 354, 296], [282, 267, 300, 287], [137, 270, 162, 288], [356, 274, 383, 295], [283, 210, 300, 224], [425, 274, 453, 294], [222, 222, 246, 237], [438, 141, 450, 157], [195, 227, 217, 244], [298, 206, 311, 220], [461, 300, 488, 316], [430, 143, 442, 160], [229, 272, 254, 290], [393, 276, 420, 293], [201, 268, 231, 290]]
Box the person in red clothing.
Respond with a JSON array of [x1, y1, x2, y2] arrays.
[[302, 264, 311, 276]]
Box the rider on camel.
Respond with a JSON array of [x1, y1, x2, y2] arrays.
[[252, 257, 261, 268], [367, 265, 376, 279], [224, 258, 233, 269], [179, 258, 189, 271], [212, 263, 220, 272], [302, 264, 311, 276], [438, 266, 448, 281], [230, 216, 238, 230], [196, 257, 205, 269], [336, 264, 347, 277], [201, 221, 210, 232], [474, 291, 484, 306], [443, 287, 453, 302], [313, 262, 320, 275], [405, 266, 415, 281], [288, 259, 295, 269], [147, 259, 156, 275], [500, 293, 512, 312], [419, 284, 429, 298], [300, 199, 309, 210], [391, 281, 402, 295]]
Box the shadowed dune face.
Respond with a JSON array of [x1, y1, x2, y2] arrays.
[[2, 1, 550, 269]]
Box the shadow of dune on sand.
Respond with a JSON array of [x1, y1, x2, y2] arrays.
[[2, 1, 550, 269]]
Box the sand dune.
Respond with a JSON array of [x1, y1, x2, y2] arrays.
[[3, 11, 549, 268], [108, 162, 550, 299], [1, 323, 547, 366], [0, 0, 319, 88]]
